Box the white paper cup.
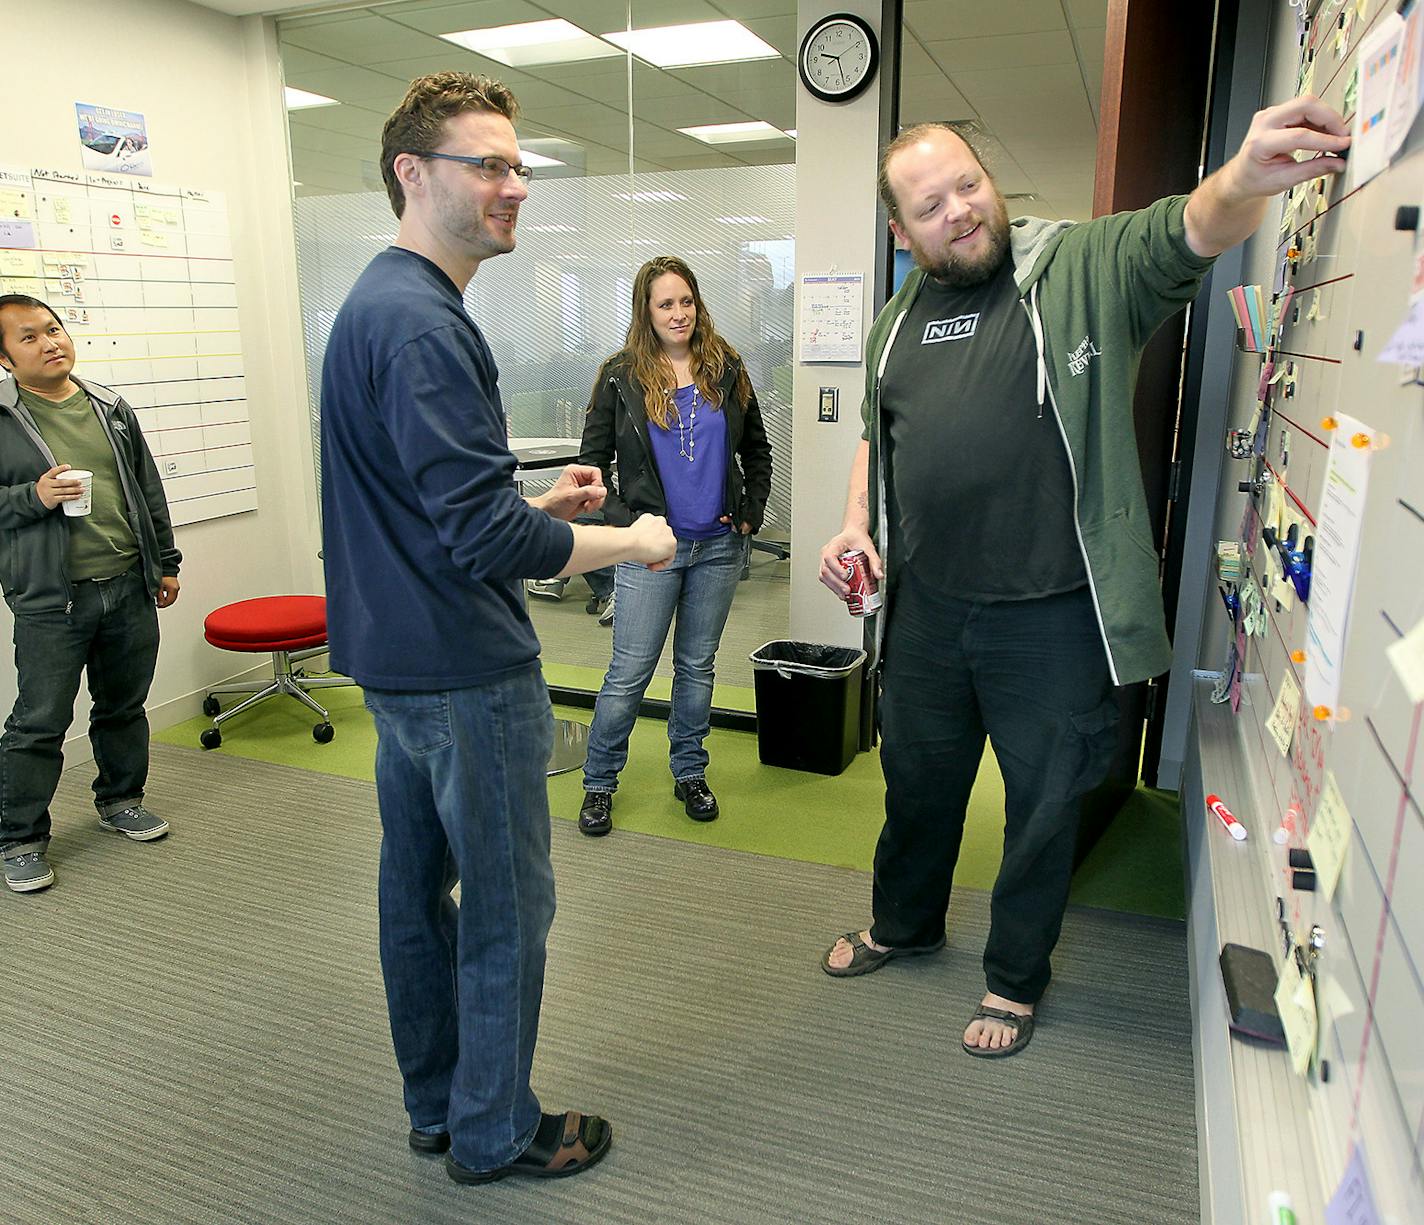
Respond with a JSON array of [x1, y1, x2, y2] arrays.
[[62, 470, 94, 517]]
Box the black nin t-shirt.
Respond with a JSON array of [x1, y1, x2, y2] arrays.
[[879, 258, 1086, 601]]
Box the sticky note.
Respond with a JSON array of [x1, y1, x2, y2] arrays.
[[1308, 772, 1351, 902], [1386, 614, 1424, 703], [1266, 669, 1302, 756], [1326, 1145, 1383, 1225], [1273, 961, 1317, 1076]]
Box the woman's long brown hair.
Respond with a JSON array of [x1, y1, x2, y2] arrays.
[[606, 255, 753, 429]]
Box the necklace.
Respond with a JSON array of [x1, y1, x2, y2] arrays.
[[675, 388, 698, 463]]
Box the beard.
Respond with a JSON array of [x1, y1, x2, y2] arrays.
[[909, 192, 1011, 288], [431, 179, 516, 260]]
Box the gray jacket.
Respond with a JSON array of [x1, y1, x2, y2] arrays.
[[0, 376, 181, 614]]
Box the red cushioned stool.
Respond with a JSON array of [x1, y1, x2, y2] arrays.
[[200, 595, 354, 749]]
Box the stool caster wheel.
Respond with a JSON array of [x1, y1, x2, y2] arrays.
[[202, 696, 221, 717], [313, 722, 335, 744], [200, 728, 222, 750]]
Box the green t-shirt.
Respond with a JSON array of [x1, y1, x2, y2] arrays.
[[19, 385, 139, 581]]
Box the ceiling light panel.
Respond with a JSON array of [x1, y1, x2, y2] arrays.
[[440, 19, 621, 67], [285, 87, 338, 110], [678, 122, 790, 145], [601, 21, 780, 69]]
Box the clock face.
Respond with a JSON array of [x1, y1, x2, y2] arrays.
[[799, 15, 877, 103]]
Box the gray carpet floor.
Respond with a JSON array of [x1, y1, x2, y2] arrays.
[[4, 743, 1198, 1225]]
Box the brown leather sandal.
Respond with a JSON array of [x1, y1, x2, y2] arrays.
[[445, 1110, 613, 1184], [821, 931, 946, 977], [961, 1005, 1035, 1059]]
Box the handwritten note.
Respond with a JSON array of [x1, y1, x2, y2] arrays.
[[1305, 413, 1375, 712], [1386, 613, 1424, 703], [1273, 960, 1317, 1076], [1267, 669, 1302, 757], [1378, 299, 1424, 366], [1326, 1146, 1382, 1225], [1308, 771, 1351, 901]]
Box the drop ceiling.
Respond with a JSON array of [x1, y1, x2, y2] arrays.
[[270, 0, 1106, 219]]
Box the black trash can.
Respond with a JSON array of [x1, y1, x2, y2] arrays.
[[749, 641, 867, 776]]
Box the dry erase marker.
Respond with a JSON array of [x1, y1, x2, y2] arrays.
[[1274, 805, 1299, 846], [1267, 1191, 1297, 1225], [1207, 793, 1248, 841]]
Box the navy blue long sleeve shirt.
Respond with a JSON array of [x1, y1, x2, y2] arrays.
[[320, 247, 573, 690]]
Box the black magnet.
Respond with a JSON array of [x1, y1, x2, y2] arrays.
[[1397, 205, 1421, 232]]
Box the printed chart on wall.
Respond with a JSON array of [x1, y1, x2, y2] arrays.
[[0, 164, 255, 527], [1211, 0, 1424, 1217]]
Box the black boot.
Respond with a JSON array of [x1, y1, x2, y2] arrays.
[[579, 791, 613, 836], [673, 778, 719, 822]]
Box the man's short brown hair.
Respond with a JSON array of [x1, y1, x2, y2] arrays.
[[877, 123, 988, 221], [380, 72, 520, 218]]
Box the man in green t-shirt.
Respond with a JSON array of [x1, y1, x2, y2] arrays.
[[0, 294, 182, 894]]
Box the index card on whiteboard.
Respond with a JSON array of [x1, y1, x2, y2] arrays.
[[799, 273, 864, 363]]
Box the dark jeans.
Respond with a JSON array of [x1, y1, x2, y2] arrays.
[[362, 664, 556, 1172], [871, 570, 1119, 1004], [0, 567, 159, 854]]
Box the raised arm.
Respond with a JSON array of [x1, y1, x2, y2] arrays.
[[1184, 94, 1349, 258]]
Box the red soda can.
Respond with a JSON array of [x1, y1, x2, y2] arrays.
[[840, 549, 882, 616]]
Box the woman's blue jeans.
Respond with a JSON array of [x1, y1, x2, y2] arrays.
[[583, 532, 744, 791], [362, 664, 555, 1172]]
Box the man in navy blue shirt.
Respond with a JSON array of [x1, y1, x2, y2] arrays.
[[320, 72, 674, 1186]]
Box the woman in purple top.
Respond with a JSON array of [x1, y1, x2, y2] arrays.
[[576, 256, 773, 836]]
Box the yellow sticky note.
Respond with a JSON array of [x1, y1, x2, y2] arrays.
[[139, 229, 169, 250], [1267, 669, 1302, 756], [1386, 615, 1424, 704], [1308, 771, 1351, 901], [1275, 964, 1318, 1077], [0, 250, 41, 278], [1271, 571, 1297, 612], [1307, 288, 1326, 321], [0, 187, 33, 219], [1267, 478, 1287, 536]]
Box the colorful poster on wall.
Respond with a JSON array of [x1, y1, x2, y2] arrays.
[[75, 103, 152, 176]]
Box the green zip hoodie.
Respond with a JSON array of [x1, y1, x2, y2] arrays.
[[861, 193, 1215, 686]]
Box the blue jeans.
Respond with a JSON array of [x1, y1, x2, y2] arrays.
[[362, 664, 556, 1172], [0, 567, 159, 854], [583, 531, 743, 791]]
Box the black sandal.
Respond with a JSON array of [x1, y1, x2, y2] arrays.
[[821, 931, 946, 978], [961, 1005, 1035, 1059], [446, 1110, 612, 1184]]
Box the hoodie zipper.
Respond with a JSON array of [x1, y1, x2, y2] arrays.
[[1022, 282, 1119, 686]]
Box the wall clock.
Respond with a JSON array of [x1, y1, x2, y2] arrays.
[[798, 13, 879, 104]]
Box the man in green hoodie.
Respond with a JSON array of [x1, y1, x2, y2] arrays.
[[818, 95, 1348, 1057]]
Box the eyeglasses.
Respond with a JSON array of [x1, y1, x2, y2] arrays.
[[415, 152, 533, 183]]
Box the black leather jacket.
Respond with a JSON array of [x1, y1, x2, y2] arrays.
[[0, 376, 181, 614], [578, 356, 773, 533]]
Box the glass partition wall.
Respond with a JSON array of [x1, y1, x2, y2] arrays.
[[278, 0, 797, 696]]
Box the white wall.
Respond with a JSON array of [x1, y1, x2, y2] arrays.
[[0, 0, 320, 760], [788, 0, 887, 649]]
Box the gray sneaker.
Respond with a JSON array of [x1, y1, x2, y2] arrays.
[[4, 850, 55, 893], [598, 591, 616, 627], [99, 805, 170, 841]]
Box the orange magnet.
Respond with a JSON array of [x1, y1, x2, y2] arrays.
[[1313, 705, 1332, 721], [1320, 416, 1338, 430], [1291, 649, 1307, 663]]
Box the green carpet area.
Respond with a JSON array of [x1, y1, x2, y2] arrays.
[[158, 678, 1185, 919]]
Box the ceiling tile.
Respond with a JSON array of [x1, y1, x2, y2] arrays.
[[1064, 0, 1109, 27], [950, 62, 1086, 105], [924, 30, 1077, 73], [904, 0, 1066, 42], [281, 14, 450, 61]]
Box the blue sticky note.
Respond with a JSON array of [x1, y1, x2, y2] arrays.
[[1325, 1146, 1381, 1225]]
